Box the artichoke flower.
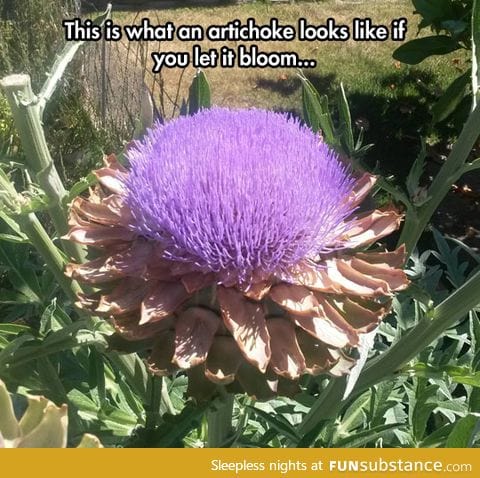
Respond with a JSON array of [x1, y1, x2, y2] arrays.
[[65, 108, 409, 400], [0, 379, 101, 447]]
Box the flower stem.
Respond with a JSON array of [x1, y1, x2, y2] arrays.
[[145, 375, 163, 430], [297, 376, 347, 438], [17, 213, 81, 302], [0, 169, 80, 302], [0, 74, 85, 262], [0, 74, 154, 422], [207, 393, 234, 448]]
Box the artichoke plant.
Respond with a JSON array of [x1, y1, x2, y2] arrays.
[[0, 379, 101, 448], [65, 108, 409, 400]]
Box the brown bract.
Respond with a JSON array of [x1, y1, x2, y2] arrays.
[[64, 156, 409, 401]]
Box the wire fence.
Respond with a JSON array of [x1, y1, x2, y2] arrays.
[[80, 9, 178, 142], [1, 0, 189, 150]]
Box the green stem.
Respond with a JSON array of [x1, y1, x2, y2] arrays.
[[207, 394, 234, 448], [297, 377, 347, 438], [0, 72, 153, 419], [16, 213, 81, 302], [0, 168, 80, 302], [0, 74, 85, 262], [145, 375, 163, 430], [399, 104, 480, 254], [1, 178, 152, 412], [299, 268, 480, 438]]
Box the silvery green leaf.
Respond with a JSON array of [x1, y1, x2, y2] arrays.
[[343, 327, 378, 399]]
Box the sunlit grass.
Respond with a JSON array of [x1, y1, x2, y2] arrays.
[[114, 0, 465, 174]]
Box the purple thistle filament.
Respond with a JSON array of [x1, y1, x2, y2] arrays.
[[125, 107, 356, 284]]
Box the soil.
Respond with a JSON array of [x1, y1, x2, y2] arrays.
[[426, 150, 480, 252]]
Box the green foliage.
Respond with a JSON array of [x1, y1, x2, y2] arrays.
[[188, 70, 212, 115], [0, 0, 78, 89], [2, 61, 480, 447], [230, 236, 480, 448], [413, 0, 473, 40], [0, 1, 116, 187], [299, 71, 373, 160], [1, 2, 480, 450], [394, 36, 460, 65], [431, 71, 471, 122], [394, 0, 477, 126]]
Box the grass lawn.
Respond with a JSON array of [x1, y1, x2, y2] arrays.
[[114, 0, 465, 176]]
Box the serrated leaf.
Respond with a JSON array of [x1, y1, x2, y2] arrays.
[[0, 211, 26, 238], [413, 402, 437, 442], [0, 233, 29, 244], [89, 349, 106, 406], [370, 381, 400, 427], [42, 321, 91, 348], [449, 370, 480, 387], [432, 228, 468, 287], [36, 357, 68, 406], [150, 402, 207, 447], [411, 381, 439, 442], [0, 323, 107, 371], [67, 389, 98, 422], [298, 72, 336, 144], [420, 423, 455, 447], [38, 5, 112, 115], [435, 398, 468, 422], [0, 324, 31, 336], [19, 193, 49, 215], [337, 392, 370, 436], [0, 333, 36, 368], [0, 289, 34, 305], [106, 352, 149, 403], [39, 299, 72, 336], [0, 244, 41, 303]]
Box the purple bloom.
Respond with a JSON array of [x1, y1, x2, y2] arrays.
[[125, 107, 356, 284], [66, 107, 408, 397]]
